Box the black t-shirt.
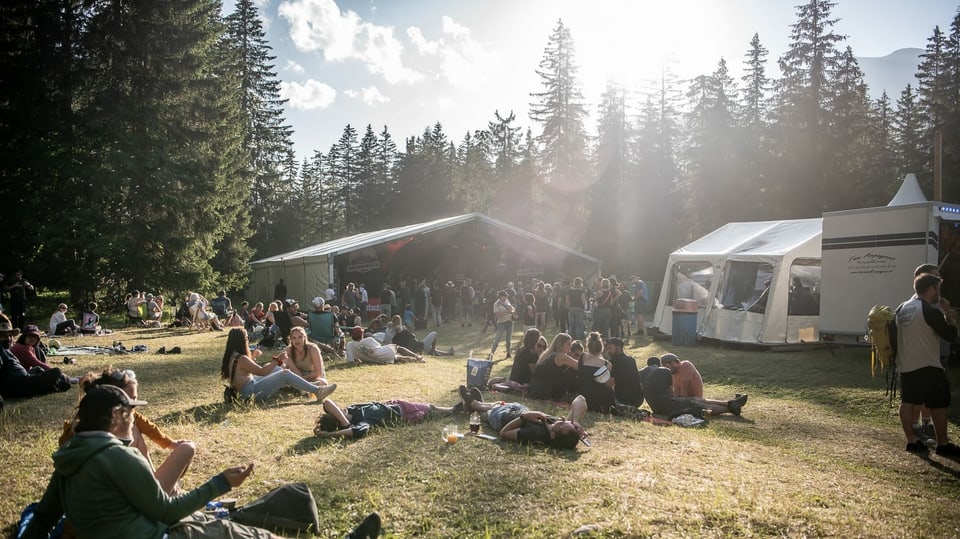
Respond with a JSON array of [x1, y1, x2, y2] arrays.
[[609, 352, 643, 406], [641, 367, 675, 414], [567, 287, 585, 309], [344, 402, 402, 439], [509, 347, 538, 384]]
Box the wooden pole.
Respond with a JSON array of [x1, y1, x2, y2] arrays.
[[934, 129, 942, 201]]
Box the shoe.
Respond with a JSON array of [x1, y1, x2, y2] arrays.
[[470, 387, 484, 403], [935, 442, 960, 457], [451, 402, 464, 414], [458, 385, 473, 410], [157, 346, 166, 355], [315, 383, 337, 400], [906, 440, 930, 453], [727, 394, 748, 416], [168, 346, 182, 354], [347, 512, 381, 539], [915, 424, 937, 446]]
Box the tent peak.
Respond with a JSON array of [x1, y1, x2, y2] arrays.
[[888, 174, 927, 206]]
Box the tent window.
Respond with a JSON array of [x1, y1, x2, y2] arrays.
[[788, 259, 820, 316], [720, 262, 773, 312], [669, 262, 713, 306]]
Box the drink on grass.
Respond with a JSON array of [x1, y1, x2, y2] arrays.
[[469, 412, 481, 433]]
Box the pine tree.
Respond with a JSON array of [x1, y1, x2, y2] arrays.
[[529, 19, 590, 243], [827, 46, 874, 209], [741, 33, 771, 131], [894, 84, 928, 188], [78, 0, 249, 294], [683, 58, 740, 232], [865, 91, 900, 200], [773, 0, 847, 216], [224, 0, 295, 258], [738, 33, 775, 220], [453, 131, 494, 212], [328, 125, 360, 233]]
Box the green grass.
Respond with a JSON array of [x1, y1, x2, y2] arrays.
[[3, 324, 960, 538]]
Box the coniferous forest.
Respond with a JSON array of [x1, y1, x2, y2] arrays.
[[2, 0, 960, 303]]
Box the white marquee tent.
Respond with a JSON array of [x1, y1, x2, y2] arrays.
[[652, 218, 823, 345]]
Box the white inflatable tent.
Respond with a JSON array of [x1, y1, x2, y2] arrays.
[[652, 218, 823, 345]]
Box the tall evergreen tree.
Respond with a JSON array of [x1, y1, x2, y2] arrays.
[[529, 19, 590, 243], [224, 0, 295, 258], [453, 131, 494, 213], [773, 0, 847, 216], [738, 33, 776, 220], [894, 84, 928, 187], [865, 91, 900, 200], [328, 125, 360, 233], [827, 46, 875, 209]]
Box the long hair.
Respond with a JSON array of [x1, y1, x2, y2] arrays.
[[287, 326, 310, 363], [538, 332, 571, 366], [73, 367, 134, 432], [221, 328, 250, 379], [522, 328, 542, 351]]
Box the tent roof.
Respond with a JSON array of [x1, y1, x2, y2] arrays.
[[250, 213, 600, 265], [672, 218, 822, 258], [887, 173, 928, 206]]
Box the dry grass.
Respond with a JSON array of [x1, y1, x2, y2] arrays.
[[2, 323, 960, 538]]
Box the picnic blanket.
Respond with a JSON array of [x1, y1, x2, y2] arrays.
[[52, 346, 124, 356]]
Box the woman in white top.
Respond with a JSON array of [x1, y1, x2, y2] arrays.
[[49, 303, 79, 336]]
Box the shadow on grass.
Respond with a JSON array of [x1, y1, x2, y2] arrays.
[[921, 454, 960, 480], [157, 396, 318, 425]]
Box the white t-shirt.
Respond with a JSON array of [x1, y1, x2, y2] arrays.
[[345, 337, 396, 364], [50, 311, 67, 335]]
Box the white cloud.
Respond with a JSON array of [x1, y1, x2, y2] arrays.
[[436, 97, 454, 109], [285, 60, 305, 73], [278, 0, 422, 84], [405, 16, 498, 87], [344, 86, 390, 106], [280, 79, 336, 110]]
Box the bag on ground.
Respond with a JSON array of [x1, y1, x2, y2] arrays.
[[230, 482, 320, 534]]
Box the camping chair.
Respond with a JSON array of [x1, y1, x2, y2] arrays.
[[308, 311, 342, 352], [273, 310, 294, 345], [188, 295, 213, 331]]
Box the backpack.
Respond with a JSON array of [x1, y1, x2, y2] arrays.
[[231, 482, 320, 534]]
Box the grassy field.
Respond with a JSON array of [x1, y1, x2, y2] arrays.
[[2, 323, 960, 538]]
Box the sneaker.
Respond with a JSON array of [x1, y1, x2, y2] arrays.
[[915, 424, 937, 446], [458, 385, 473, 410], [905, 440, 929, 453], [157, 346, 166, 355], [727, 394, 748, 416], [470, 387, 484, 403], [315, 383, 337, 401], [935, 442, 960, 457]]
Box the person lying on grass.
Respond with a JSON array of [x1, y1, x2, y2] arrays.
[[458, 385, 589, 450], [344, 326, 425, 364], [221, 328, 337, 403], [313, 397, 459, 439], [640, 355, 748, 418], [59, 367, 196, 495]]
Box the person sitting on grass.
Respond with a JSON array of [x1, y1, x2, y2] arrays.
[[59, 367, 196, 495], [80, 302, 102, 335], [640, 355, 747, 419], [23, 384, 383, 539], [458, 385, 589, 449], [49, 303, 79, 336], [2, 318, 74, 399], [527, 332, 579, 402], [221, 328, 337, 403], [187, 292, 223, 331], [275, 327, 335, 384], [313, 397, 459, 439], [659, 352, 704, 398], [11, 325, 56, 372], [344, 326, 425, 364], [489, 329, 546, 394]]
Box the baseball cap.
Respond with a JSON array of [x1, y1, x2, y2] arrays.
[[283, 299, 299, 308], [77, 385, 148, 423], [312, 297, 325, 308], [23, 325, 41, 337]]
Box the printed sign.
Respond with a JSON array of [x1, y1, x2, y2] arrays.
[[846, 251, 897, 275]]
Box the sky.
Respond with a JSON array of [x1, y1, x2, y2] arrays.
[[238, 0, 959, 160]]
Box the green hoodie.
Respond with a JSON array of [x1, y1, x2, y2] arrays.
[[23, 431, 230, 539]]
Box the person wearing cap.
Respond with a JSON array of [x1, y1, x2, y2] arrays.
[[0, 315, 73, 399], [659, 352, 704, 399], [605, 336, 643, 406], [640, 354, 748, 419], [59, 367, 196, 495], [221, 328, 337, 403], [458, 385, 588, 450], [307, 296, 342, 353], [273, 298, 309, 343], [313, 396, 459, 439], [344, 326, 424, 364], [24, 385, 281, 538], [49, 303, 79, 336]]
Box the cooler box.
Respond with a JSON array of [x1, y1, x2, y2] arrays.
[[466, 358, 493, 389], [671, 311, 698, 346]]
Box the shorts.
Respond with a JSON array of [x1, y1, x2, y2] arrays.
[[486, 402, 525, 432], [385, 400, 431, 423], [901, 366, 951, 408]]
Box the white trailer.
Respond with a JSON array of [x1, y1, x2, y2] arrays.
[[819, 175, 960, 343]]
